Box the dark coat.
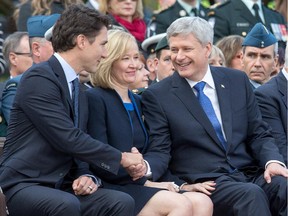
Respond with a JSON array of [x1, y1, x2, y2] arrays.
[[255, 71, 287, 165], [209, 0, 286, 43], [0, 56, 122, 201], [141, 66, 284, 185]]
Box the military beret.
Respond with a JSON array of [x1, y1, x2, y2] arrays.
[[27, 14, 60, 38], [155, 35, 169, 52], [242, 23, 277, 48], [141, 33, 167, 55]]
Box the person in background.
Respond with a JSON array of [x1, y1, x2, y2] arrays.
[[216, 35, 244, 70], [141, 33, 166, 83], [2, 32, 32, 80], [141, 16, 287, 216], [15, 0, 83, 31], [130, 54, 150, 95], [1, 14, 59, 126], [208, 0, 286, 47], [28, 14, 60, 64], [241, 23, 278, 89], [147, 0, 208, 36], [98, 0, 146, 44], [254, 42, 288, 165], [86, 29, 213, 216], [208, 45, 225, 67], [153, 35, 175, 82], [0, 5, 142, 216]]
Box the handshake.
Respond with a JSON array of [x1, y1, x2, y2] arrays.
[[120, 147, 147, 181]]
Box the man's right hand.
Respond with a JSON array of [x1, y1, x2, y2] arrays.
[[120, 151, 144, 168]]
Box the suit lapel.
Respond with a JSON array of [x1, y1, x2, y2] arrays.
[[48, 56, 74, 118], [277, 71, 287, 108], [171, 72, 223, 149], [211, 67, 232, 151]]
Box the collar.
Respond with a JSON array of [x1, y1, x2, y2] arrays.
[[249, 79, 262, 88], [185, 66, 215, 89], [178, 0, 200, 13], [54, 52, 77, 83], [89, 0, 99, 10], [282, 68, 288, 81], [241, 0, 262, 11]]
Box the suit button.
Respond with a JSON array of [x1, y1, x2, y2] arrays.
[[59, 173, 63, 177]]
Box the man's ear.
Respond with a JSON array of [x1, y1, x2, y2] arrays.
[[31, 42, 41, 57], [9, 52, 17, 66], [75, 34, 86, 49]]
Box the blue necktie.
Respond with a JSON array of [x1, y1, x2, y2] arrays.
[[72, 78, 79, 127], [194, 81, 227, 150]]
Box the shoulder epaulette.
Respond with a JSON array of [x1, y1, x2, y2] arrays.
[[153, 3, 174, 15], [5, 82, 18, 90], [210, 0, 230, 9]]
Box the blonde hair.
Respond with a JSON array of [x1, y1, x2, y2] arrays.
[[90, 29, 138, 89], [15, 0, 83, 18], [98, 0, 144, 19], [209, 45, 226, 66]]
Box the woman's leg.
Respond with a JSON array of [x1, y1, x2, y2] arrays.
[[138, 190, 193, 216], [183, 191, 213, 216]]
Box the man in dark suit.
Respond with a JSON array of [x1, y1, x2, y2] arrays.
[[141, 17, 288, 216], [147, 0, 208, 37], [208, 0, 286, 45], [0, 5, 143, 216], [254, 45, 288, 165]]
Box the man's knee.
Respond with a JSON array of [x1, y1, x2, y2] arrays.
[[109, 191, 135, 213], [55, 195, 81, 216]]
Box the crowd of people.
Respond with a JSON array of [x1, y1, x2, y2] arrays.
[[0, 0, 286, 216]]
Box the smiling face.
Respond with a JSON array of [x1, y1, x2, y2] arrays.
[[241, 45, 277, 84], [169, 33, 211, 81], [111, 42, 140, 88], [109, 0, 137, 22]]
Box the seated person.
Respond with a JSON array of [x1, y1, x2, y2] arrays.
[[86, 29, 214, 216]]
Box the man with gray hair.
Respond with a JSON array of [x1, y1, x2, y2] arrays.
[[1, 32, 33, 125], [254, 42, 288, 165], [141, 16, 287, 216]]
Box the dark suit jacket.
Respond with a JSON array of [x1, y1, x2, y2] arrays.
[[209, 0, 286, 43], [0, 56, 122, 201], [255, 71, 287, 165], [141, 66, 284, 185], [86, 87, 169, 183], [152, 1, 208, 35]]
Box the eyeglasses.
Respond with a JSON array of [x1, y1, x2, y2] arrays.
[[13, 52, 32, 57]]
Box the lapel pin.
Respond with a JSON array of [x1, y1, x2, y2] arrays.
[[221, 84, 225, 88]]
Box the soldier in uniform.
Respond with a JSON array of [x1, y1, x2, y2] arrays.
[[208, 0, 287, 46], [241, 22, 278, 89], [141, 33, 167, 83], [147, 0, 209, 37]]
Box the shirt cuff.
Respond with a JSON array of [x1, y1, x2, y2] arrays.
[[265, 160, 287, 169], [144, 160, 152, 178], [83, 174, 102, 187]]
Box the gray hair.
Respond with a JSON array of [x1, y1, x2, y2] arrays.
[[167, 17, 214, 46], [3, 32, 29, 69]]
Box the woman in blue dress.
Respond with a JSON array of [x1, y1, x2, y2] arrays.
[[86, 29, 213, 216]]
